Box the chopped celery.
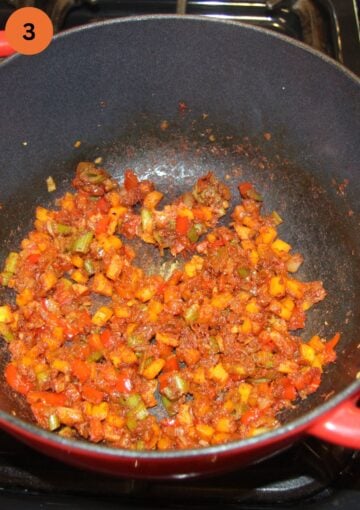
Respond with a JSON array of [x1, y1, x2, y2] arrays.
[[84, 259, 95, 275], [271, 211, 283, 225], [56, 223, 72, 235], [85, 171, 106, 184], [36, 371, 50, 384], [184, 303, 199, 324], [161, 395, 176, 416], [4, 252, 18, 274], [72, 232, 93, 253], [141, 208, 153, 232], [133, 402, 149, 420], [127, 335, 145, 350], [1, 272, 13, 287], [209, 336, 220, 353], [48, 414, 60, 431], [247, 189, 263, 201], [187, 225, 199, 243], [87, 351, 103, 362], [237, 267, 250, 278], [121, 394, 141, 409], [0, 323, 14, 342], [173, 374, 188, 394], [136, 440, 145, 450], [126, 415, 138, 431]]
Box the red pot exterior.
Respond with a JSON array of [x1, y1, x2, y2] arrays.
[[0, 416, 300, 478]]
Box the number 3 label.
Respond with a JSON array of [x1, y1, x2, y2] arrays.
[[23, 23, 36, 41], [5, 8, 53, 55]]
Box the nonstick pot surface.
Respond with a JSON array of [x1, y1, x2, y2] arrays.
[[0, 16, 359, 464]]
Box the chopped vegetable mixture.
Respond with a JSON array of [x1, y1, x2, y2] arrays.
[[0, 162, 339, 450]]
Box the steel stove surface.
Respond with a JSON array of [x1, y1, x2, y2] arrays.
[[0, 1, 359, 509]]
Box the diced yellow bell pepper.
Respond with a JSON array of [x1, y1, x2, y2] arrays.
[[238, 382, 252, 403], [92, 402, 109, 420], [184, 255, 204, 278], [211, 292, 232, 309], [71, 269, 88, 284], [259, 226, 277, 244], [196, 424, 214, 440], [279, 297, 295, 320], [300, 343, 316, 363], [215, 417, 233, 433], [42, 270, 58, 292], [209, 363, 229, 384], [177, 207, 194, 220], [92, 273, 113, 296], [71, 254, 84, 268], [143, 191, 164, 210], [249, 249, 259, 266], [142, 358, 165, 379], [286, 278, 304, 298], [114, 305, 131, 319], [272, 239, 291, 253], [92, 306, 113, 326], [245, 299, 260, 314], [156, 332, 179, 347], [269, 276, 286, 297], [241, 317, 252, 334], [36, 206, 52, 222], [235, 225, 252, 240], [135, 286, 156, 302], [0, 305, 13, 323], [308, 335, 325, 352], [106, 254, 123, 280], [147, 300, 163, 322], [16, 288, 34, 307]]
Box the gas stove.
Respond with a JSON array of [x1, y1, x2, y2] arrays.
[[1, 0, 359, 74], [0, 1, 359, 509]]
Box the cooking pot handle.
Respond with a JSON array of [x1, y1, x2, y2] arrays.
[[308, 394, 360, 449], [0, 31, 16, 57]]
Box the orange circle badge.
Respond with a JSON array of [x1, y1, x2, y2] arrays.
[[5, 7, 53, 56]]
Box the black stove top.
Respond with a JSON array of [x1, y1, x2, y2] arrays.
[[0, 429, 359, 509], [0, 1, 359, 509], [1, 0, 359, 74]]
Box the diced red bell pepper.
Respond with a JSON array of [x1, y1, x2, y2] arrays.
[[27, 391, 67, 406], [176, 216, 190, 235], [124, 170, 139, 191], [71, 359, 91, 382], [163, 355, 180, 373], [97, 197, 110, 213], [82, 385, 104, 404], [27, 253, 41, 264], [238, 182, 253, 198], [115, 371, 133, 393], [5, 364, 32, 395], [95, 216, 110, 235]]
